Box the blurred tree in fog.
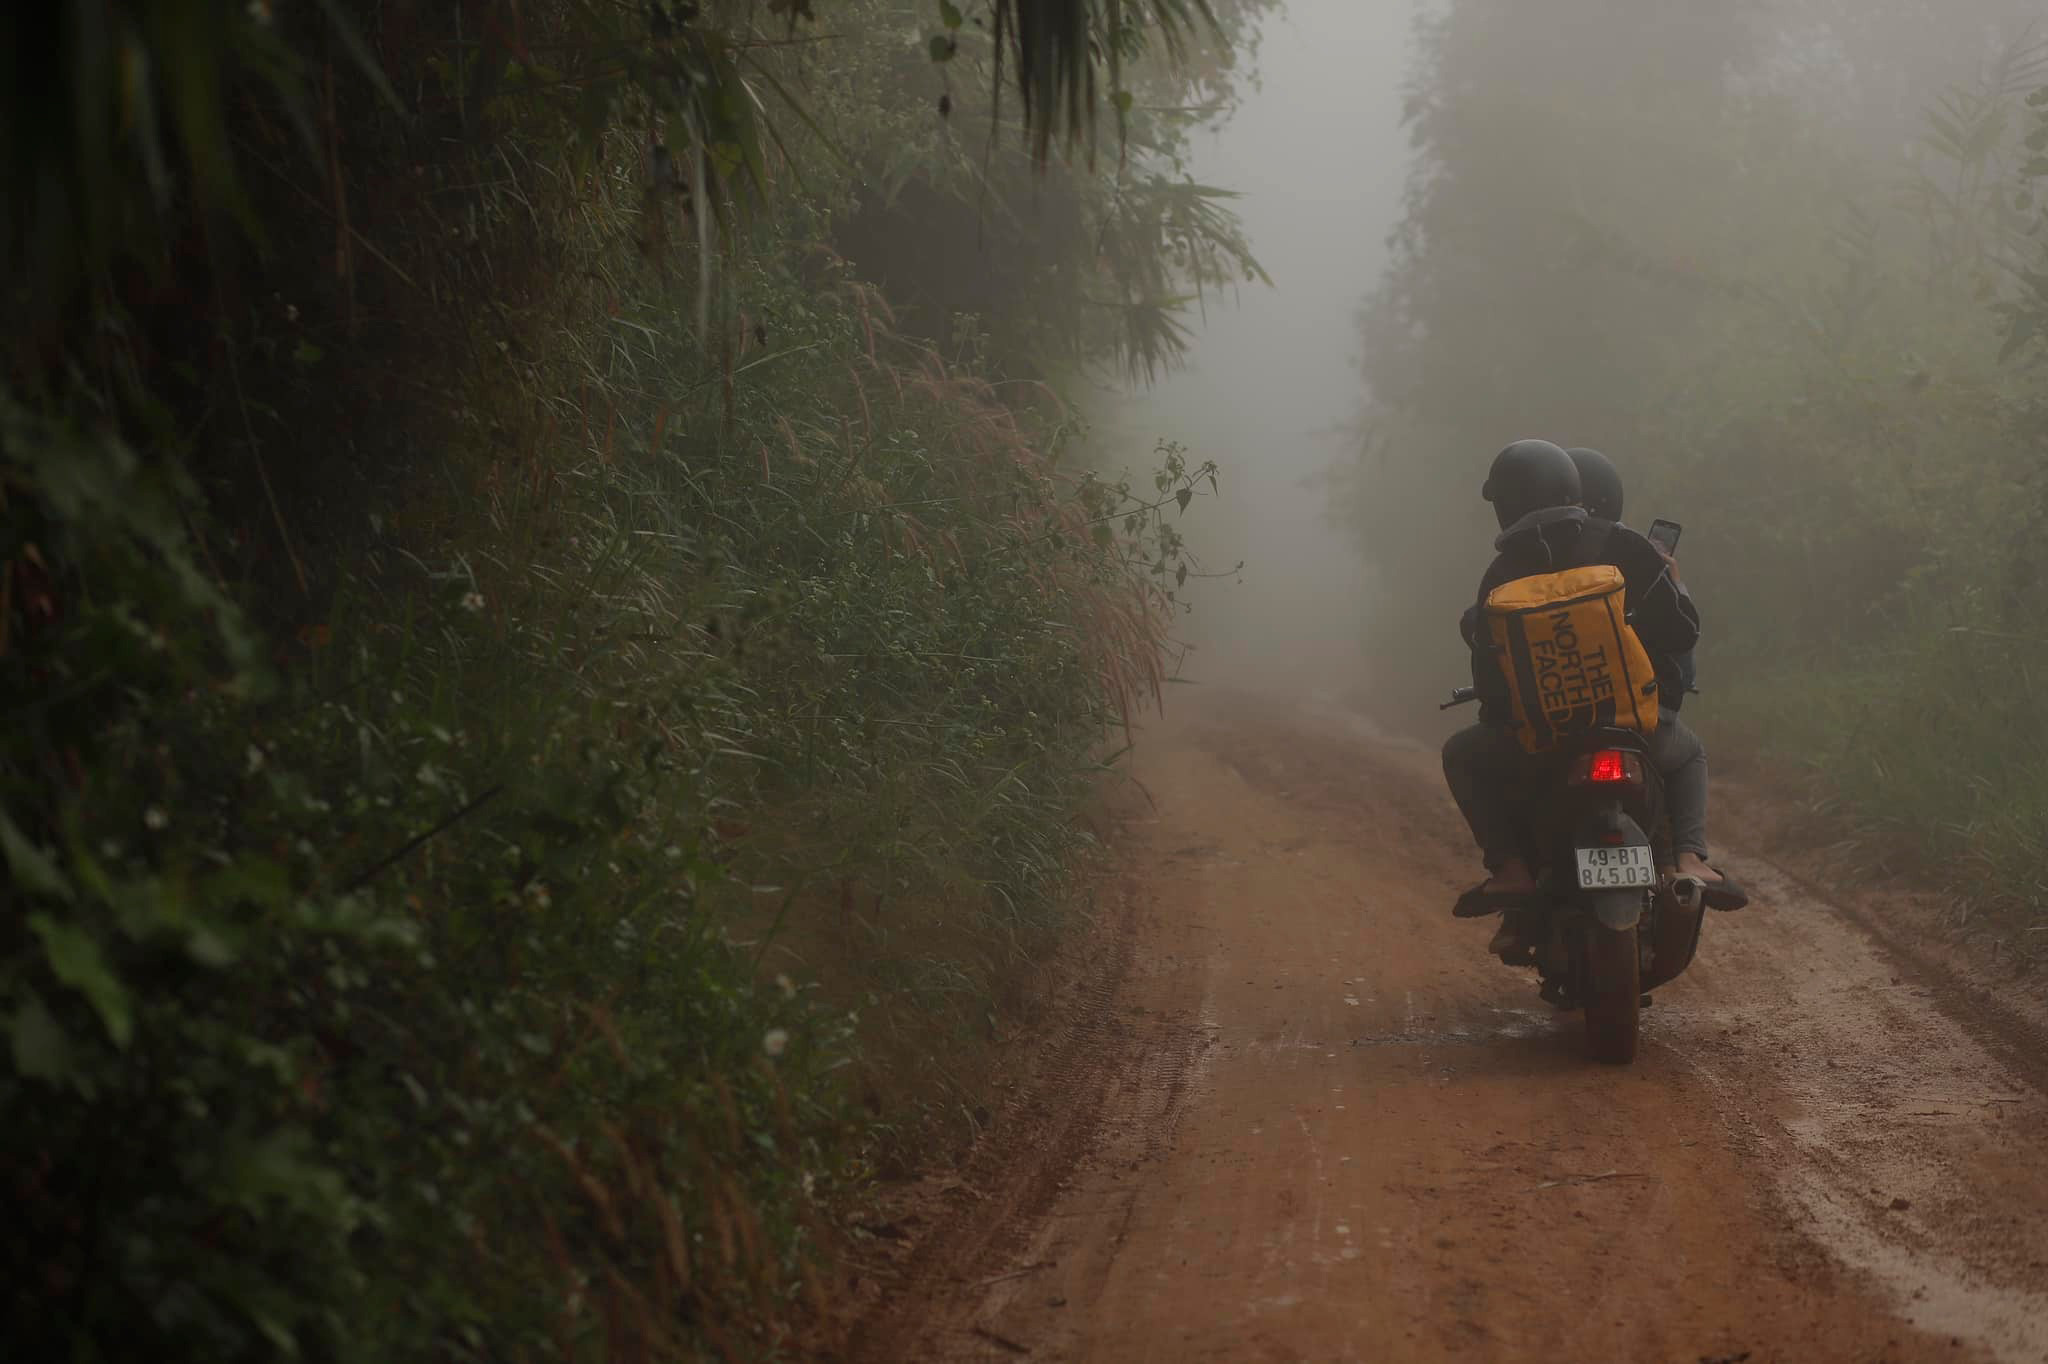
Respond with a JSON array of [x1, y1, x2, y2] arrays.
[[1343, 0, 2048, 933], [1350, 0, 1759, 659]]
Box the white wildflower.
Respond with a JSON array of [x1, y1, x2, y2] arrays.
[[245, 744, 265, 775], [762, 1028, 789, 1059], [144, 806, 169, 831], [460, 591, 486, 613], [774, 973, 796, 1000], [525, 881, 552, 910]]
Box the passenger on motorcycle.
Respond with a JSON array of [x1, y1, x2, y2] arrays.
[[1566, 447, 1694, 699], [1441, 440, 1744, 928], [1561, 446, 1746, 908]]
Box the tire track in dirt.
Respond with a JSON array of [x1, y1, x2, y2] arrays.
[[1651, 853, 2048, 1363], [846, 691, 2048, 1362], [845, 858, 1214, 1362]]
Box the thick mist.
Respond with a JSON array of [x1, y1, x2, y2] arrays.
[[1111, 0, 1415, 697], [1317, 0, 2048, 930]]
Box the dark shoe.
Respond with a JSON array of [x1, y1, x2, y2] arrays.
[[1454, 883, 1537, 919], [1701, 868, 1749, 911], [1669, 867, 1749, 912]]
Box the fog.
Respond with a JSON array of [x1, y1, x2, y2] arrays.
[[1112, 0, 1416, 696], [1115, 0, 2048, 792]]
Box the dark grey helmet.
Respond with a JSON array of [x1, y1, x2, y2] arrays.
[[1567, 447, 1623, 522], [1482, 439, 1581, 531]]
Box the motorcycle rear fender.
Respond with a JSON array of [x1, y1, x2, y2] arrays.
[[1585, 890, 1645, 931], [1571, 806, 1653, 930]]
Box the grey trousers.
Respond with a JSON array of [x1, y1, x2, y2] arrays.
[[1442, 711, 1708, 872]]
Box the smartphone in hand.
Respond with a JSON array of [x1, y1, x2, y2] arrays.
[[1647, 518, 1682, 555]]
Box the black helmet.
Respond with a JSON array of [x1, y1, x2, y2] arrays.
[[1567, 447, 1623, 522], [1482, 439, 1580, 531]]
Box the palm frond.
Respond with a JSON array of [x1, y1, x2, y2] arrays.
[[994, 0, 1221, 165]]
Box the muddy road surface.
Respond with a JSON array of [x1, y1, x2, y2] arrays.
[[847, 693, 2048, 1363]]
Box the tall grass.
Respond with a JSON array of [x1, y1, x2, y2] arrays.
[[1713, 629, 2048, 926]]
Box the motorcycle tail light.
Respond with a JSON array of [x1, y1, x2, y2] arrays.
[[1586, 749, 1630, 785]]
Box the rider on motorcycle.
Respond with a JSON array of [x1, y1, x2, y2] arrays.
[[1442, 440, 1739, 935], [1562, 446, 1744, 906]]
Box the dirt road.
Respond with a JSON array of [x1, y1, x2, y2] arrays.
[[847, 693, 2048, 1363]]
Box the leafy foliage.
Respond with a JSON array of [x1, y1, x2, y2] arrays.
[[835, 0, 1273, 382], [1, 0, 1249, 1358]]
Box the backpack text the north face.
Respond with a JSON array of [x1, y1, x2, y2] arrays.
[[1483, 563, 1660, 753]]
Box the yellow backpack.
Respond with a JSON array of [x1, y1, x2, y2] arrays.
[[1483, 563, 1661, 753]]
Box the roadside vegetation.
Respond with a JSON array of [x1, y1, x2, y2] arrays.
[[1346, 0, 2048, 959], [0, 2, 1269, 1358]]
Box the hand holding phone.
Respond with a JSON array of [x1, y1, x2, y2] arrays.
[[1647, 518, 1682, 556]]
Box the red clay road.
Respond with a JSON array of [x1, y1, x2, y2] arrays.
[[847, 692, 2048, 1364]]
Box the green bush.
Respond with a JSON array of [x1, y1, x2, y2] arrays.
[[2, 389, 845, 1359], [2, 242, 1219, 1364], [2, 1, 1238, 1359]]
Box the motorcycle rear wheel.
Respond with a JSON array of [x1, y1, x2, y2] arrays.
[[1581, 923, 1640, 1064]]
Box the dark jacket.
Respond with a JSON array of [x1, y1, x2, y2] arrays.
[[1461, 507, 1700, 727], [1612, 517, 1699, 698], [1671, 583, 1698, 697]]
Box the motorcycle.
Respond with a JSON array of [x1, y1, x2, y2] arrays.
[[1441, 685, 1716, 1064]]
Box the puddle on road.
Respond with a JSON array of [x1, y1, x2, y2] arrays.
[[1663, 855, 2048, 1364], [1347, 1006, 1558, 1049]]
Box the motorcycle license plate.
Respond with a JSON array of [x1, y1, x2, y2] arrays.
[[1575, 845, 1656, 889]]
